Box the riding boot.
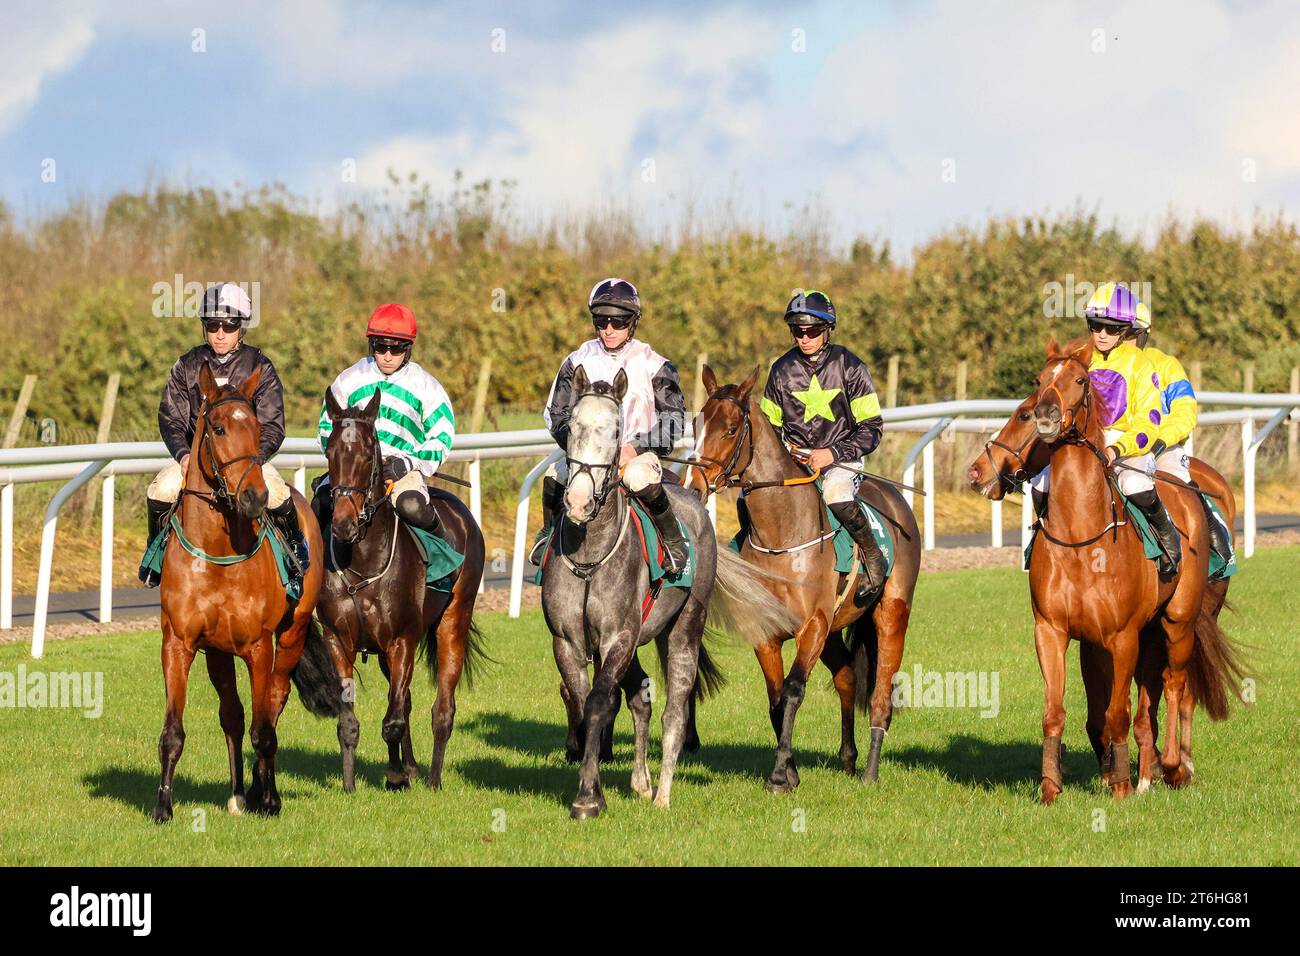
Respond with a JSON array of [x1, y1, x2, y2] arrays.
[[310, 475, 333, 533], [529, 476, 565, 566], [139, 498, 172, 588], [1130, 489, 1181, 580], [1198, 493, 1233, 568], [1031, 488, 1049, 521], [633, 482, 690, 576], [395, 490, 442, 536], [269, 498, 311, 577], [829, 500, 888, 602]]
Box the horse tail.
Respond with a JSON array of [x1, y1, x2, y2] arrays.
[[706, 544, 799, 647], [291, 617, 344, 718], [1187, 600, 1247, 721], [421, 617, 493, 691], [849, 616, 878, 715]]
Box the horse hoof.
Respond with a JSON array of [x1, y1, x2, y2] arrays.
[[1163, 762, 1193, 789], [1110, 780, 1134, 800], [860, 767, 879, 784], [1040, 780, 1062, 805], [683, 734, 701, 754], [564, 747, 581, 764], [385, 774, 411, 792], [1136, 777, 1151, 795], [765, 775, 796, 795], [227, 795, 247, 815], [151, 804, 173, 824], [570, 802, 602, 820], [652, 794, 670, 810]]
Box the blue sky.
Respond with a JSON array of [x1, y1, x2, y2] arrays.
[[3, 0, 1298, 251]]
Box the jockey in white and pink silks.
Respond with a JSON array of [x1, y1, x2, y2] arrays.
[[530, 278, 689, 573]]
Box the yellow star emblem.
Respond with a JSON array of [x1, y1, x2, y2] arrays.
[[792, 374, 841, 423]]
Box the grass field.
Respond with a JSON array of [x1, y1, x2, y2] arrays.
[[2, 550, 1296, 866]]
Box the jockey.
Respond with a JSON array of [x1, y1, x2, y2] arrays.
[[140, 282, 308, 586], [532, 277, 689, 572], [315, 303, 455, 538], [760, 289, 888, 599], [1029, 281, 1181, 577], [1131, 300, 1233, 561]]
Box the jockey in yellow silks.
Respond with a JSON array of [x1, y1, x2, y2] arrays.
[[1030, 281, 1182, 577]]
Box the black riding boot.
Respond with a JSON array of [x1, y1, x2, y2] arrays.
[[269, 498, 311, 577], [310, 476, 333, 532], [633, 482, 690, 576], [528, 476, 565, 566], [139, 498, 172, 588], [830, 500, 888, 602], [395, 490, 442, 536], [1131, 489, 1181, 579], [1197, 492, 1233, 567]]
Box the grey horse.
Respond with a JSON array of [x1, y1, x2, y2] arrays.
[[541, 367, 796, 819]]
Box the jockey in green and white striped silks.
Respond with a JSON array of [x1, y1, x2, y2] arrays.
[[318, 356, 456, 477]]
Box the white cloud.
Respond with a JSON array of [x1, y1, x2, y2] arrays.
[[0, 4, 95, 135]]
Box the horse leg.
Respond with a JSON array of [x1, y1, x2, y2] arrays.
[[1035, 620, 1069, 805], [863, 596, 910, 783], [819, 633, 858, 775], [152, 625, 196, 824], [1078, 641, 1111, 778], [325, 636, 361, 793], [381, 641, 416, 791], [245, 635, 281, 815], [683, 693, 701, 753], [754, 639, 786, 745], [618, 656, 653, 799], [653, 601, 705, 810], [400, 687, 419, 781], [1160, 625, 1196, 788], [1133, 630, 1166, 793], [426, 613, 469, 793], [205, 650, 247, 814], [571, 634, 635, 820], [556, 638, 592, 764], [1101, 629, 1139, 800], [767, 613, 830, 795]]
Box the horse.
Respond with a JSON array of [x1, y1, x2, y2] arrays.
[[152, 364, 324, 822], [541, 366, 796, 819], [683, 365, 923, 791], [966, 337, 1244, 802], [290, 389, 487, 791], [969, 371, 1242, 793]]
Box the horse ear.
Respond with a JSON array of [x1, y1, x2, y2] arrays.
[[612, 368, 628, 402], [237, 366, 261, 401], [1044, 337, 1060, 359], [573, 364, 589, 395], [198, 362, 220, 405], [324, 386, 343, 421], [1069, 338, 1094, 365], [701, 364, 718, 396], [736, 364, 761, 403], [362, 389, 381, 422]]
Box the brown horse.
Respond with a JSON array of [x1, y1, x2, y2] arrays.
[[967, 338, 1243, 802], [293, 389, 487, 792], [153, 364, 324, 822], [684, 365, 922, 790]]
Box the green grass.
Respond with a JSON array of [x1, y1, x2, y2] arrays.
[[2, 550, 1297, 866]]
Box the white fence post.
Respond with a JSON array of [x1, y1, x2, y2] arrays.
[[469, 457, 483, 594], [922, 440, 935, 550], [1242, 415, 1255, 558], [100, 472, 114, 624], [293, 466, 306, 496], [1, 482, 11, 629]]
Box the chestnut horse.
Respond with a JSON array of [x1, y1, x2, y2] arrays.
[[967, 338, 1243, 802], [153, 364, 324, 822], [684, 365, 922, 791], [294, 389, 487, 792]]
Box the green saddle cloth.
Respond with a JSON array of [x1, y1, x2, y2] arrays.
[[533, 499, 695, 589], [729, 497, 895, 579], [138, 512, 304, 601], [1202, 495, 1239, 580], [403, 523, 466, 592], [1023, 493, 1238, 580]]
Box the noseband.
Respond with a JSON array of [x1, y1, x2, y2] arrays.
[[193, 393, 263, 506], [566, 391, 624, 519], [329, 420, 383, 531], [982, 356, 1097, 491]]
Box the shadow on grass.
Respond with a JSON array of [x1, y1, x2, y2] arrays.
[[888, 733, 1102, 791]]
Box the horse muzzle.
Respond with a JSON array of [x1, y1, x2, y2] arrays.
[[237, 487, 268, 519]]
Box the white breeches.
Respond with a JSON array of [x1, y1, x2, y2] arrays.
[[148, 460, 291, 508], [1029, 428, 1155, 496], [547, 451, 663, 493]]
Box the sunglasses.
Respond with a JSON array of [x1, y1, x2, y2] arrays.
[[203, 319, 242, 334], [593, 316, 633, 331], [791, 325, 828, 340], [371, 340, 411, 356], [1087, 319, 1125, 334]]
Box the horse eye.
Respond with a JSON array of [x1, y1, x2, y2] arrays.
[[726, 427, 737, 436], [1076, 377, 1087, 385], [213, 425, 225, 436], [1018, 412, 1031, 422]]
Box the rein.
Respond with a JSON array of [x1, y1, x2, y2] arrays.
[[181, 392, 264, 510]]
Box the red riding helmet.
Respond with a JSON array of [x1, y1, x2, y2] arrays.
[[366, 303, 418, 342]]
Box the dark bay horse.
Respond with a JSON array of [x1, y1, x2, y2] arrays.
[[292, 389, 487, 791], [153, 364, 324, 822], [967, 338, 1244, 802], [684, 365, 922, 791], [969, 375, 1242, 794], [542, 367, 796, 819]]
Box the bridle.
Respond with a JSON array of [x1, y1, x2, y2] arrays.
[[565, 390, 625, 521], [328, 418, 384, 533], [185, 393, 263, 508]]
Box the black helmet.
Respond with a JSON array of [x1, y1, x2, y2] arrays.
[[200, 283, 253, 322], [588, 277, 641, 318], [784, 289, 836, 329]]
